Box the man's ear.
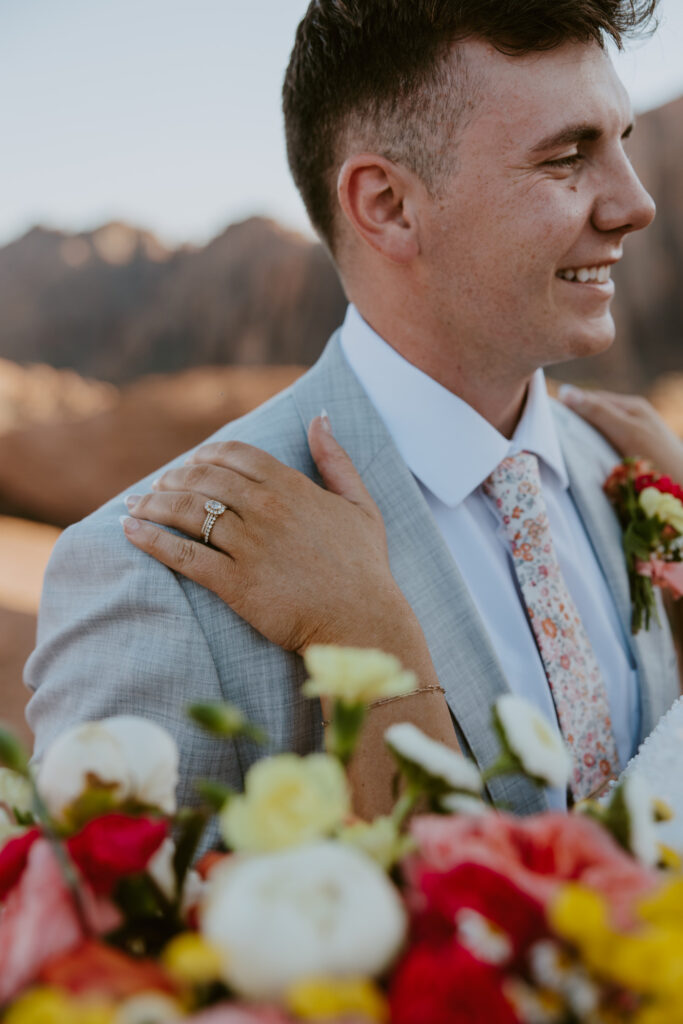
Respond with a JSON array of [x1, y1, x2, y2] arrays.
[[337, 154, 421, 264]]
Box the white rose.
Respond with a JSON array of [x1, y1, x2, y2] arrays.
[[36, 716, 179, 824], [100, 716, 178, 814], [37, 721, 133, 822], [200, 841, 407, 999]]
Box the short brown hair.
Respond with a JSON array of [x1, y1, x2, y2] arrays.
[[283, 0, 659, 252]]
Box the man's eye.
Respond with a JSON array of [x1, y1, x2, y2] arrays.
[[546, 154, 583, 169]]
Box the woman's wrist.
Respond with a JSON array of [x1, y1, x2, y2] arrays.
[[299, 586, 437, 689]]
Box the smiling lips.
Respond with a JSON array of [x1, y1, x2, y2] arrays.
[[556, 264, 612, 284]]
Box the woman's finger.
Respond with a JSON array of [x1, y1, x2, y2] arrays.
[[124, 490, 243, 551], [153, 463, 257, 517], [186, 440, 278, 482], [308, 414, 379, 518], [120, 516, 238, 599], [558, 385, 635, 445]]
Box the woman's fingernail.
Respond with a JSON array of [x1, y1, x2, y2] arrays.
[[125, 494, 141, 510], [558, 384, 583, 407], [120, 515, 140, 533], [319, 408, 332, 434], [152, 478, 161, 490]]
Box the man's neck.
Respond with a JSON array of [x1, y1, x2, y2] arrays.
[[354, 307, 533, 439]]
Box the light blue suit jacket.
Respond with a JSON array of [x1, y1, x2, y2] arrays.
[[25, 334, 680, 818]]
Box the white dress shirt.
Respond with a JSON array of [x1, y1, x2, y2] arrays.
[[339, 305, 641, 807]]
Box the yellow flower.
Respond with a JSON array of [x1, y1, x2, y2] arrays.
[[338, 815, 413, 870], [286, 977, 389, 1022], [3, 989, 114, 1024], [220, 753, 351, 852], [606, 929, 683, 995], [549, 884, 614, 967], [77, 1006, 115, 1024], [302, 646, 415, 705], [552, 884, 683, 997], [639, 879, 683, 926], [639, 487, 683, 533], [162, 931, 224, 985], [4, 989, 75, 1024], [634, 999, 683, 1024]]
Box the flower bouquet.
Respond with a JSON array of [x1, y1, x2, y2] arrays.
[[604, 458, 683, 633], [1, 647, 683, 1023]]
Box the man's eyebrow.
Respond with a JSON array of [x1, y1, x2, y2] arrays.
[[529, 121, 634, 154]]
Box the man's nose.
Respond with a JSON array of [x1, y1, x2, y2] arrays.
[[592, 154, 656, 237]]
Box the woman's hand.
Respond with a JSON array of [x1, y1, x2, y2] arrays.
[[559, 385, 683, 481], [121, 415, 430, 675]]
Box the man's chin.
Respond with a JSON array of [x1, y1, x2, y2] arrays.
[[564, 315, 616, 361]]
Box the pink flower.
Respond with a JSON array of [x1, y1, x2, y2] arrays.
[[0, 838, 121, 1002], [407, 812, 658, 927], [636, 557, 683, 598], [0, 828, 40, 901]]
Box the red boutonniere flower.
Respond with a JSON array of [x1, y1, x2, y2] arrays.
[[604, 458, 683, 633]]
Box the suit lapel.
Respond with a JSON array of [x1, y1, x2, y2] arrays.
[[293, 336, 547, 814]]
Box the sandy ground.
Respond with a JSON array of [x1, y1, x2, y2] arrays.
[[0, 516, 60, 745]]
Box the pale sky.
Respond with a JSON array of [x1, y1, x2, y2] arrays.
[[2, 0, 683, 250]]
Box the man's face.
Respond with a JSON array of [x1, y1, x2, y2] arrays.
[[417, 39, 655, 377]]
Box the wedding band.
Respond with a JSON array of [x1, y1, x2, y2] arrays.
[[201, 499, 227, 545]]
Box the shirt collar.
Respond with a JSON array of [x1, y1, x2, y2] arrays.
[[339, 304, 569, 507]]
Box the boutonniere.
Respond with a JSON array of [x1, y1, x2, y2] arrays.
[[604, 458, 683, 633]]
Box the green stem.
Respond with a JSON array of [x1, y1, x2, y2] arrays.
[[31, 783, 94, 939], [391, 786, 421, 830], [481, 752, 520, 785]]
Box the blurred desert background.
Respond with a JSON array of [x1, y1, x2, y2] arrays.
[[2, 1, 683, 746]]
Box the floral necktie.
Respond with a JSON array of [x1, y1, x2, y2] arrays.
[[483, 451, 619, 800]]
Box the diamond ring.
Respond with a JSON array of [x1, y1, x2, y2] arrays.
[[201, 499, 227, 545]]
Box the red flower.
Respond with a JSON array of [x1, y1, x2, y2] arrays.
[[67, 813, 168, 895], [0, 828, 40, 901], [39, 939, 176, 998], [389, 942, 520, 1024], [634, 472, 683, 501], [634, 472, 657, 494], [415, 862, 547, 966]]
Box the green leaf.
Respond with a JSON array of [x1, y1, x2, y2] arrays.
[[0, 727, 29, 776], [327, 700, 367, 766], [173, 808, 210, 900], [194, 779, 234, 812], [188, 702, 267, 745]]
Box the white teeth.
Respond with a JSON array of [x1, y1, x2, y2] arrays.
[[557, 264, 611, 284]]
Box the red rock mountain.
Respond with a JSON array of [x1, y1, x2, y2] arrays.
[[1, 89, 682, 391], [0, 218, 346, 384]]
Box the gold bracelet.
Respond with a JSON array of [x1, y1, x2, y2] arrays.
[[321, 684, 445, 727]]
